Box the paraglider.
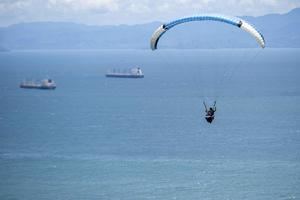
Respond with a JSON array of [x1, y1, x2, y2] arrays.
[[150, 14, 265, 50], [203, 101, 216, 123], [150, 14, 265, 124]]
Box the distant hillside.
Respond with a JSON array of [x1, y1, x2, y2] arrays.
[[0, 8, 299, 49]]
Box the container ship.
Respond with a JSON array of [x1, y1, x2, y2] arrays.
[[20, 79, 56, 89], [106, 67, 144, 78]]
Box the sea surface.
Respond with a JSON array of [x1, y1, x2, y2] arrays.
[[0, 49, 299, 200]]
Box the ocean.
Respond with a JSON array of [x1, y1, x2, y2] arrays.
[[0, 49, 299, 200]]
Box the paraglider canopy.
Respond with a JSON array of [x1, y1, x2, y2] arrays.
[[150, 14, 265, 50]]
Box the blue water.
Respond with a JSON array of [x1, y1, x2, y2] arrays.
[[0, 49, 299, 200]]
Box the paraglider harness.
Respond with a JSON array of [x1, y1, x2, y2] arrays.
[[203, 101, 216, 123]]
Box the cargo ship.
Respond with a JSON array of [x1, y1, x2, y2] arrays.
[[20, 79, 56, 89], [106, 67, 144, 78]]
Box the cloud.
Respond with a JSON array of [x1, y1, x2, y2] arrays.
[[0, 0, 31, 11], [0, 0, 300, 26], [47, 0, 119, 13]]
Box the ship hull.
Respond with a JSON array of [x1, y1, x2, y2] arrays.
[[20, 84, 56, 89], [106, 74, 144, 78]]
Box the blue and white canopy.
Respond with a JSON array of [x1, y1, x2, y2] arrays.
[[150, 14, 265, 50]]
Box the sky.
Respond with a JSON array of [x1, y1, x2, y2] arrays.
[[0, 0, 300, 26]]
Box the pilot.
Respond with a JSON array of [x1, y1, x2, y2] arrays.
[[203, 101, 216, 123]]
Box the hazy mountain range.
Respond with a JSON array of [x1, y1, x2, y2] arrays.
[[0, 8, 299, 50]]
